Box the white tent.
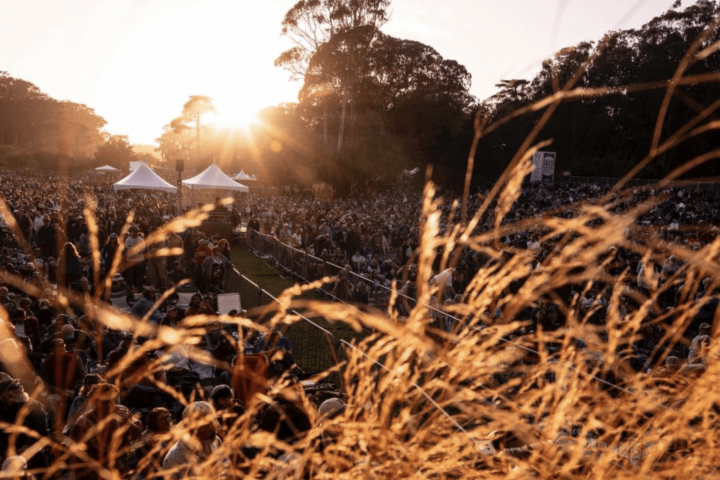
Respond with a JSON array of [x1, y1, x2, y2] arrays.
[[95, 165, 119, 172], [183, 162, 249, 192], [128, 160, 145, 172], [232, 170, 256, 182], [113, 162, 178, 193]]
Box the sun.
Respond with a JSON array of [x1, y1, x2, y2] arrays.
[[210, 106, 260, 131]]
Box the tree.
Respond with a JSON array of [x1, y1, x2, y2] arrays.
[[94, 135, 136, 171], [299, 29, 475, 172], [0, 72, 107, 160], [471, 0, 720, 183], [181, 95, 216, 156], [157, 96, 216, 169], [277, 0, 391, 150], [156, 119, 193, 165], [276, 0, 391, 80]]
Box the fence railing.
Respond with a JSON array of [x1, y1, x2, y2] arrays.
[[556, 176, 720, 191], [223, 266, 342, 384], [245, 229, 459, 332]]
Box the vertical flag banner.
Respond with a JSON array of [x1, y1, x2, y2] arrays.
[[531, 152, 543, 183], [541, 152, 556, 183]]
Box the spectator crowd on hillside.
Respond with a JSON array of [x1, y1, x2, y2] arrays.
[[0, 169, 717, 477]]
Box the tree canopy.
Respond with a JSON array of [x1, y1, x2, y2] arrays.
[[0, 72, 107, 169], [475, 0, 720, 183]]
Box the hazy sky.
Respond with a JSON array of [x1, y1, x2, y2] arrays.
[[0, 0, 696, 145]]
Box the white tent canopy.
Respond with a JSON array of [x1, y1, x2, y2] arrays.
[[183, 162, 249, 192], [232, 170, 256, 181], [95, 165, 119, 172], [113, 162, 178, 193], [129, 160, 146, 172]]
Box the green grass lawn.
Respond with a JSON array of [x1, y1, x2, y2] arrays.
[[230, 245, 298, 298], [229, 245, 369, 376]]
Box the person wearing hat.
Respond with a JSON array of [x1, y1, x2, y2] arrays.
[[207, 233, 220, 251], [316, 397, 347, 453], [0, 372, 50, 471], [317, 397, 346, 420], [162, 401, 226, 480]]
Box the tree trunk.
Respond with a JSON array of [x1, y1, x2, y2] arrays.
[[323, 103, 328, 145], [337, 90, 347, 151]]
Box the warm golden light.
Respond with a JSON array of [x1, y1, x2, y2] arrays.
[[210, 108, 259, 131], [270, 140, 283, 153]]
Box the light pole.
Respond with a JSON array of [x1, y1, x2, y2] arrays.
[[176, 158, 184, 216]]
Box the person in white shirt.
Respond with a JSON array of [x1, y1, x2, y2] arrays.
[[430, 267, 462, 301], [291, 228, 303, 249]]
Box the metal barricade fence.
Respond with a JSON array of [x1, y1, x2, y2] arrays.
[[223, 265, 341, 385], [247, 231, 412, 316], [557, 176, 720, 191], [243, 230, 473, 360], [322, 261, 343, 285], [225, 267, 271, 310]]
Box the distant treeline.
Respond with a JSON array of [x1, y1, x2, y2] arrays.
[[474, 0, 720, 185], [2, 0, 719, 186], [0, 72, 148, 172], [0, 72, 105, 170], [193, 0, 720, 191]]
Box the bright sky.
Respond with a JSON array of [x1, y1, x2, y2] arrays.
[[0, 0, 697, 145]]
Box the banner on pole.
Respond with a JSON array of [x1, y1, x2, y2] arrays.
[[531, 152, 556, 183]]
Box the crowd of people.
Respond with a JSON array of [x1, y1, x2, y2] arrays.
[[242, 181, 720, 383], [0, 169, 718, 477], [0, 171, 347, 479]]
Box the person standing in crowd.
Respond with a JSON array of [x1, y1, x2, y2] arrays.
[[216, 238, 232, 261], [193, 238, 211, 288], [36, 215, 55, 258], [147, 237, 168, 291], [100, 233, 120, 277], [201, 246, 232, 293], [210, 384, 244, 437], [124, 225, 146, 293], [41, 338, 86, 393], [64, 373, 104, 436], [67, 383, 142, 480], [57, 242, 82, 289], [0, 373, 50, 472], [131, 286, 163, 323], [166, 231, 184, 270], [135, 407, 174, 479], [247, 216, 260, 233]]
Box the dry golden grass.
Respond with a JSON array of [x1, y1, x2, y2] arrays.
[[2, 19, 720, 480]]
